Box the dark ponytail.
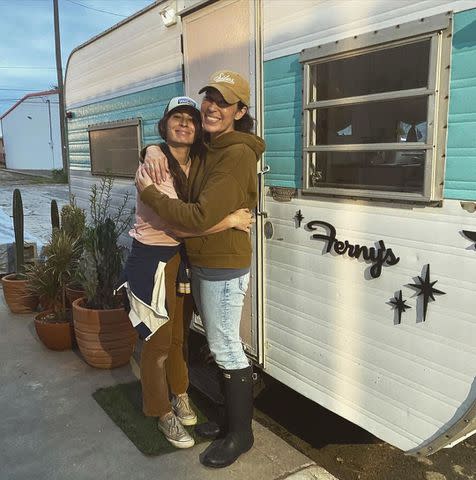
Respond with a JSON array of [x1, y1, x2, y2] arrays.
[[159, 143, 188, 201], [234, 101, 255, 133]]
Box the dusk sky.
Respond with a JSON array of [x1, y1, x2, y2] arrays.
[[0, 0, 152, 126]]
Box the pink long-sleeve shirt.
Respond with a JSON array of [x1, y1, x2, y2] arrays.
[[129, 163, 190, 246]]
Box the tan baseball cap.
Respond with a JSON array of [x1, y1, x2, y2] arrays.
[[198, 70, 250, 106]]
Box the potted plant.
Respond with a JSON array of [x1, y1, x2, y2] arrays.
[[27, 229, 81, 350], [60, 201, 87, 304], [72, 177, 137, 369], [1, 189, 38, 313]]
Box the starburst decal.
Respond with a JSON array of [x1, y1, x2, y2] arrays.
[[407, 264, 446, 322], [389, 290, 411, 325], [294, 210, 304, 228], [462, 230, 476, 250]]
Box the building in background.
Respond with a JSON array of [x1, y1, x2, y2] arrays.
[[0, 89, 62, 172], [0, 137, 5, 168]]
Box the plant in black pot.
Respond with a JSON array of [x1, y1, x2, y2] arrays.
[[1, 189, 38, 313], [72, 176, 137, 369]]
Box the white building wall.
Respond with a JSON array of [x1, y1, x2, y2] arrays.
[[1, 93, 62, 170]]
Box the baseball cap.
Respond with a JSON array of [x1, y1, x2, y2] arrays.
[[198, 70, 250, 106], [163, 96, 200, 116]]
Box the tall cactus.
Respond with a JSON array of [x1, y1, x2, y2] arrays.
[[51, 199, 60, 232], [12, 189, 25, 275]]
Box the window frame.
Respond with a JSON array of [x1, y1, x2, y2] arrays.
[[300, 13, 452, 203], [87, 118, 142, 178]]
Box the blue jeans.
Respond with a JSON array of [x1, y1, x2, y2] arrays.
[[192, 273, 250, 370]]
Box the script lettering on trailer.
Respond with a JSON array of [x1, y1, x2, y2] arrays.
[[306, 221, 400, 278]]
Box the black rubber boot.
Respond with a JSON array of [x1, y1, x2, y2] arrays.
[[200, 366, 254, 468], [195, 371, 226, 440], [194, 408, 224, 439]]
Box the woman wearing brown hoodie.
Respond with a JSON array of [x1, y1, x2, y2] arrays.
[[135, 70, 265, 468]]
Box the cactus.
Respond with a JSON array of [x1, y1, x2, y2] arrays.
[[60, 203, 85, 241], [12, 189, 25, 276], [51, 199, 60, 232]]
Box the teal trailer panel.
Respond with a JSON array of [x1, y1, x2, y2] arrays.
[[263, 54, 302, 188], [445, 8, 476, 200], [67, 82, 183, 169]]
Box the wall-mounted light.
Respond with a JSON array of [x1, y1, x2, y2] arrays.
[[66, 111, 73, 119], [159, 2, 177, 27]]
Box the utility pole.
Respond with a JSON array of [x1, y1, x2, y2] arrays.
[[53, 0, 68, 180]]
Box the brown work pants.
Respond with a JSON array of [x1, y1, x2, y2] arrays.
[[140, 253, 193, 418]]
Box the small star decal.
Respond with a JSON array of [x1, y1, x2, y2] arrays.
[[462, 230, 476, 250], [389, 290, 411, 325], [407, 264, 446, 322], [294, 210, 304, 228]]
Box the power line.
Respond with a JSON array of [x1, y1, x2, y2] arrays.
[[0, 88, 49, 92], [0, 66, 56, 70], [64, 0, 128, 17]]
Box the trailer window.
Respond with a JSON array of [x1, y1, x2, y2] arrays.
[[88, 119, 141, 177], [301, 16, 451, 202]]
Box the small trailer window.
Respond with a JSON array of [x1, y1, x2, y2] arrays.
[[88, 119, 141, 177], [300, 15, 451, 202]]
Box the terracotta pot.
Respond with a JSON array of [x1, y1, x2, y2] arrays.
[[72, 297, 137, 369], [34, 311, 74, 351], [1, 273, 38, 313], [65, 284, 85, 307]]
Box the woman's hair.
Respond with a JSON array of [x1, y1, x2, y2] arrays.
[[233, 101, 254, 133], [157, 107, 203, 201]]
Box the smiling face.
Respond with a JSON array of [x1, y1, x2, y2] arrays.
[[165, 108, 197, 147], [200, 88, 247, 139]]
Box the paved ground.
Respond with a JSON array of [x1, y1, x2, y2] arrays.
[[0, 293, 320, 480]]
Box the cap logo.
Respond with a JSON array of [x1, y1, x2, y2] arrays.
[[177, 97, 197, 107], [213, 72, 235, 85]]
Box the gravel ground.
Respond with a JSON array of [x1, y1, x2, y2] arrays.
[[254, 377, 476, 480], [0, 170, 69, 246]]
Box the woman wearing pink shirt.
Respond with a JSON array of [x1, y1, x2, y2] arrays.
[[122, 97, 252, 449]]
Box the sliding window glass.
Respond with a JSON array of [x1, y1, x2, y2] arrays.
[[88, 119, 141, 177], [301, 15, 451, 202]]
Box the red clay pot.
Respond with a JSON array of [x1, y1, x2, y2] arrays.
[[72, 297, 137, 369], [34, 311, 74, 351], [1, 273, 38, 313]]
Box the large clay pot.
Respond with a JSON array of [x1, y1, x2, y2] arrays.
[[72, 297, 137, 369], [65, 284, 85, 307], [1, 273, 38, 313], [34, 311, 74, 351]]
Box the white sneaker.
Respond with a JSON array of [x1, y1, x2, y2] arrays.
[[172, 393, 198, 426], [158, 412, 195, 449]]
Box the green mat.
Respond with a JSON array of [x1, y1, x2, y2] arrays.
[[93, 381, 208, 455]]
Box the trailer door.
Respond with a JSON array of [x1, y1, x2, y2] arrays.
[[180, 0, 264, 364]]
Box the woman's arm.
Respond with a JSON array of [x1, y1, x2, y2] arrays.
[[135, 144, 255, 233], [170, 208, 254, 238], [141, 145, 169, 183]]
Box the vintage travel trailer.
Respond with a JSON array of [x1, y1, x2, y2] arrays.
[[64, 0, 476, 456]]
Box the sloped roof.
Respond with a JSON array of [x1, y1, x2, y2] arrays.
[[0, 89, 59, 120]]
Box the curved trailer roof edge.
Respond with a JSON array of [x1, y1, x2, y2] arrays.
[[63, 1, 171, 108], [406, 393, 476, 456]]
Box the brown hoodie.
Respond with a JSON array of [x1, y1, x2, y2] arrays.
[[140, 131, 266, 268]]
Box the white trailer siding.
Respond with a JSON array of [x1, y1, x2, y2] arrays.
[[263, 197, 476, 451], [263, 0, 476, 61], [261, 0, 476, 452]]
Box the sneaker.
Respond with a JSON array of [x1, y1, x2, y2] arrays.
[[158, 412, 195, 449], [172, 393, 198, 426]]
